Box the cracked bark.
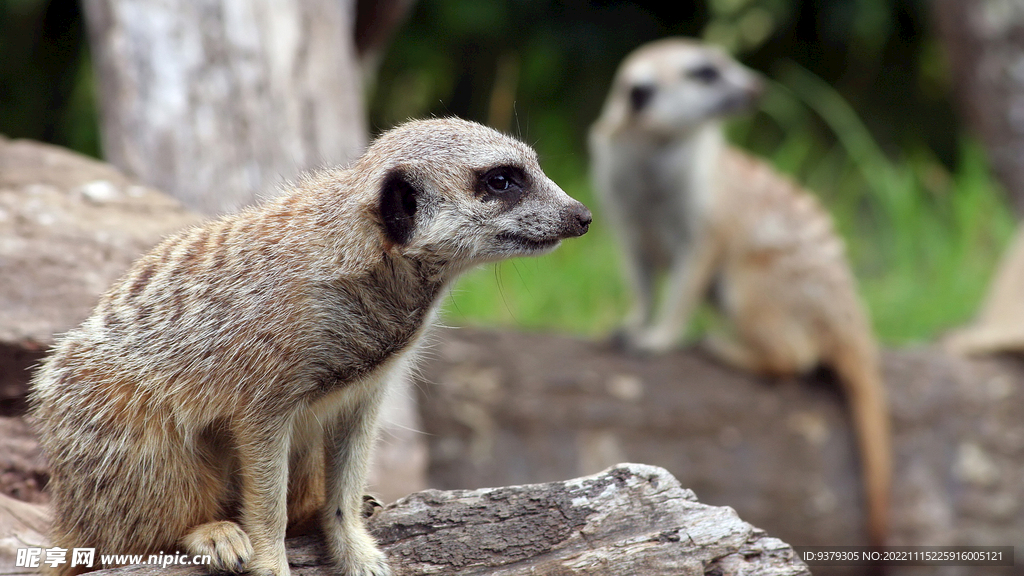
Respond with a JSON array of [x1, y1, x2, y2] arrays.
[[50, 464, 807, 576]]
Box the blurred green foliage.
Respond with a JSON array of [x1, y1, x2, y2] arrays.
[[371, 0, 1013, 344], [0, 0, 99, 156], [0, 0, 1014, 345]]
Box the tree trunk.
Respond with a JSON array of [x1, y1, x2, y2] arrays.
[[933, 0, 1024, 353], [934, 0, 1024, 215], [81, 0, 367, 215]]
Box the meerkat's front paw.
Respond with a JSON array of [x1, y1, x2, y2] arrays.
[[182, 521, 254, 573], [325, 519, 390, 576], [611, 327, 676, 356], [337, 546, 390, 576]]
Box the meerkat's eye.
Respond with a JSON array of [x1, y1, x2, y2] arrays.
[[488, 173, 511, 191], [687, 64, 720, 84], [478, 166, 526, 198]]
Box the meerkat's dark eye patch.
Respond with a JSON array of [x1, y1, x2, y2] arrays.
[[379, 170, 419, 245], [475, 165, 528, 206], [687, 64, 721, 84], [629, 84, 655, 112]]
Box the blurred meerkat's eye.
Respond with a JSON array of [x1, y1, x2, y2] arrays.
[[629, 84, 655, 112], [688, 64, 720, 84]]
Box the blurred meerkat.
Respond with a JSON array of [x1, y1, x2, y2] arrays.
[[31, 118, 591, 576], [944, 226, 1024, 355], [589, 38, 891, 546]]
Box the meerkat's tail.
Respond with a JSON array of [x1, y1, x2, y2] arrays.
[[831, 339, 892, 549]]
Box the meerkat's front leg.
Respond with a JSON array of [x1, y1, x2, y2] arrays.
[[618, 235, 659, 340], [233, 420, 293, 576], [321, 389, 390, 576], [631, 237, 721, 354]]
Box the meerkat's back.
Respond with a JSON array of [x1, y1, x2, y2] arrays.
[[715, 148, 874, 365], [709, 148, 892, 547]]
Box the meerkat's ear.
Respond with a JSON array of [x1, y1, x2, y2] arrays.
[[379, 170, 419, 245]]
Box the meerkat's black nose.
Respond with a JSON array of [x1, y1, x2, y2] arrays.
[[567, 203, 593, 237], [629, 84, 655, 112]]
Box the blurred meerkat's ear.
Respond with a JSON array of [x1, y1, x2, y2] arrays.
[[379, 169, 419, 245]]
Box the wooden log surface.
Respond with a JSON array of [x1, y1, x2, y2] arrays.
[[416, 326, 1024, 576], [1, 464, 809, 576]]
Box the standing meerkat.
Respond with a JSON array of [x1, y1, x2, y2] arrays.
[[31, 118, 591, 576], [589, 38, 891, 547]]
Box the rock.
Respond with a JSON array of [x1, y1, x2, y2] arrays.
[[945, 225, 1024, 355], [0, 136, 202, 402], [0, 493, 48, 575]]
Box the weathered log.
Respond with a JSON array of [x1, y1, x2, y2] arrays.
[[1, 464, 808, 576], [416, 326, 1024, 576]]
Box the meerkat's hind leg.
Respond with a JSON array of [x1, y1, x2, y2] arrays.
[[701, 331, 763, 373], [702, 317, 819, 377], [361, 494, 384, 519], [182, 521, 254, 574]]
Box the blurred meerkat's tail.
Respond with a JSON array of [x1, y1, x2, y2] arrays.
[[832, 338, 892, 549]]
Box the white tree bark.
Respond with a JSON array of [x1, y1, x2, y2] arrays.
[[82, 0, 367, 215]]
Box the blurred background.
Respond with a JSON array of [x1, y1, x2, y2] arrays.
[[0, 0, 1016, 344]]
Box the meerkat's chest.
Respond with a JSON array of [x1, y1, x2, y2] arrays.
[[306, 274, 442, 395]]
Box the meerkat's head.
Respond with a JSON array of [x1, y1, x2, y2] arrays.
[[355, 118, 591, 275], [595, 38, 763, 139]]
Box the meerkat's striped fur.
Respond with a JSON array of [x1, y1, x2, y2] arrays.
[[31, 118, 591, 576], [589, 38, 891, 547]]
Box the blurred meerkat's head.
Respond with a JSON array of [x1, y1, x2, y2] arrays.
[[595, 38, 764, 139], [355, 118, 591, 275]]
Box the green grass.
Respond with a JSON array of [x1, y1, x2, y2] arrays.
[[441, 66, 1017, 346]]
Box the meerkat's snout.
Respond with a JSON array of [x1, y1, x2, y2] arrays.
[[562, 199, 593, 237], [714, 70, 764, 115]]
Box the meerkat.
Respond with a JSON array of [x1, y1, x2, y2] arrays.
[[589, 38, 891, 547], [31, 117, 591, 576]]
